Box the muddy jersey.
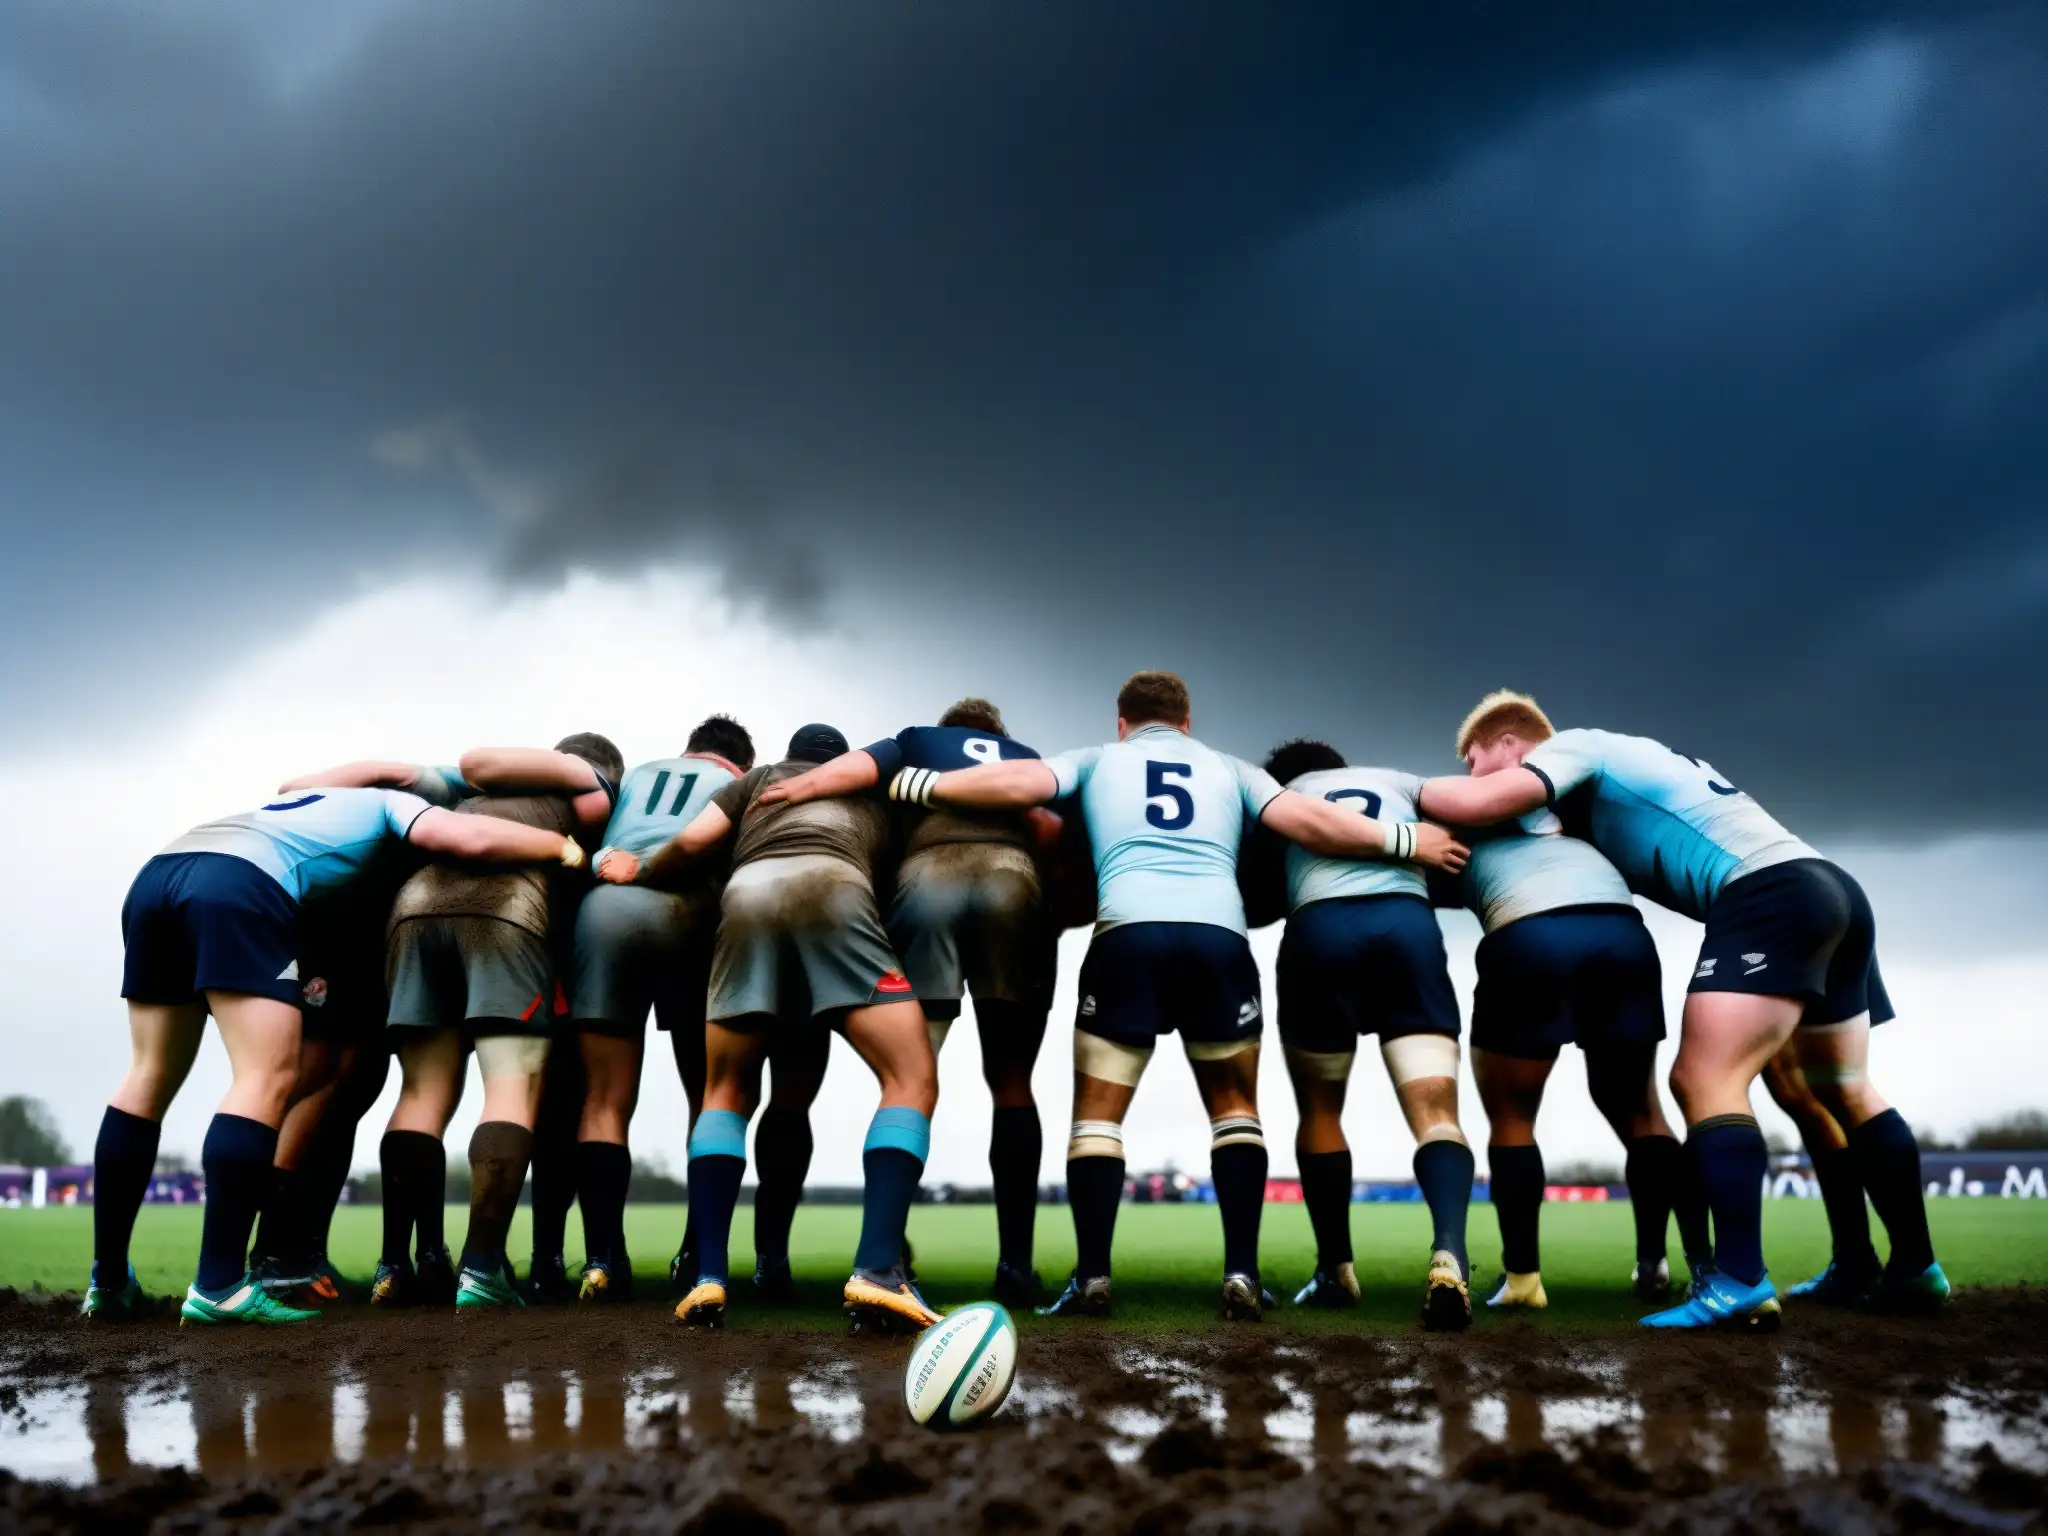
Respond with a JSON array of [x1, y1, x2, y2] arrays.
[[387, 791, 582, 940], [1282, 767, 1426, 907], [1523, 728, 1818, 922], [713, 759, 891, 881], [1458, 809, 1635, 934], [867, 724, 1042, 856], [163, 786, 437, 903], [603, 755, 738, 859]]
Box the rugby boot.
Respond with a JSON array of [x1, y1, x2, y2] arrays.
[[1631, 1258, 1672, 1300], [82, 1264, 144, 1322], [525, 1254, 576, 1306], [674, 1278, 728, 1328], [1786, 1259, 1878, 1307], [181, 1277, 321, 1326], [1220, 1272, 1265, 1322], [1640, 1269, 1781, 1331], [1421, 1249, 1473, 1332], [1486, 1269, 1549, 1310], [1039, 1271, 1112, 1319], [456, 1258, 526, 1310], [1862, 1261, 1951, 1315], [414, 1245, 458, 1307], [901, 1237, 918, 1284], [751, 1256, 795, 1303], [578, 1257, 635, 1304], [369, 1258, 415, 1308], [668, 1244, 698, 1294], [1292, 1263, 1361, 1309], [262, 1253, 344, 1309], [991, 1261, 1045, 1310], [845, 1266, 942, 1334]]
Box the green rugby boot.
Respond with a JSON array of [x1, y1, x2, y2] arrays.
[[180, 1277, 320, 1326]]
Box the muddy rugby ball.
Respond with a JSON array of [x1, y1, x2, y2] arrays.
[[903, 1301, 1017, 1429]]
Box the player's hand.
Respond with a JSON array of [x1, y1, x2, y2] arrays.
[[1411, 823, 1469, 875], [595, 849, 640, 884], [1024, 806, 1064, 852]]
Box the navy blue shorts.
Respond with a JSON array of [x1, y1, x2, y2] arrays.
[[1277, 894, 1460, 1054], [1074, 921, 1262, 1048], [121, 852, 301, 1008], [1472, 905, 1664, 1061], [295, 895, 390, 1044], [1692, 859, 1887, 1026]]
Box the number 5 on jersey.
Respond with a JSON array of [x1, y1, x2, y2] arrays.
[[1145, 761, 1194, 830]]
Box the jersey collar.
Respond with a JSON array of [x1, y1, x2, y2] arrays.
[[685, 751, 745, 778]]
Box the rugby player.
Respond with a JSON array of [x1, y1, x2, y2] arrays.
[[86, 782, 585, 1324], [748, 697, 1059, 1307], [373, 733, 623, 1310], [1248, 740, 1480, 1330], [598, 724, 943, 1333], [1418, 692, 1947, 1328], [1763, 1028, 1897, 1304], [799, 671, 1468, 1322]]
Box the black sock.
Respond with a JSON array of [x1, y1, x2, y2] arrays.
[[306, 1133, 355, 1260], [1847, 1109, 1935, 1275], [1689, 1115, 1769, 1286], [528, 1062, 580, 1268], [458, 1121, 533, 1275], [379, 1130, 443, 1264], [1298, 1149, 1354, 1269], [249, 1165, 306, 1267], [575, 1140, 633, 1269], [1067, 1156, 1125, 1282], [1670, 1139, 1714, 1267], [1624, 1134, 1683, 1267], [751, 1106, 814, 1265], [1414, 1139, 1475, 1277], [1809, 1143, 1880, 1276], [990, 1106, 1043, 1270], [92, 1106, 160, 1288], [1489, 1143, 1545, 1274], [1211, 1138, 1268, 1282], [197, 1115, 279, 1293]]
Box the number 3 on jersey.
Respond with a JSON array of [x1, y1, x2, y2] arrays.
[[1145, 761, 1194, 830]]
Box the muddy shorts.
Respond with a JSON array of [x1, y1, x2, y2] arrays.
[[1692, 859, 1893, 1026], [385, 915, 563, 1037], [1074, 920, 1261, 1049], [1472, 904, 1663, 1061], [120, 852, 302, 1008], [888, 843, 1045, 1022], [707, 854, 913, 1026], [1277, 893, 1460, 1053], [571, 881, 719, 1037]]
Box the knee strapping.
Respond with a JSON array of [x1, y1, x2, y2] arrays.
[[1382, 1034, 1459, 1085], [1075, 1031, 1153, 1087], [1186, 1037, 1256, 1063], [1210, 1113, 1265, 1151], [1287, 1047, 1355, 1082], [1418, 1122, 1469, 1149], [475, 1034, 550, 1078], [1068, 1119, 1125, 1160]]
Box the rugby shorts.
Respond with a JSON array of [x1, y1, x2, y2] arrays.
[[706, 854, 914, 1027], [385, 914, 563, 1037], [571, 881, 720, 1038], [120, 852, 302, 1008], [888, 842, 1045, 1022], [1074, 920, 1262, 1049], [1471, 904, 1663, 1061], [295, 904, 391, 1044], [1276, 894, 1460, 1054], [1691, 858, 1892, 1025]]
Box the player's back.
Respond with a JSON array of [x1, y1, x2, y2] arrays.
[[871, 725, 1041, 856], [717, 760, 891, 882], [1282, 767, 1426, 908], [1460, 809, 1634, 932], [1527, 728, 1817, 920], [164, 786, 432, 902], [389, 791, 579, 937], [604, 756, 737, 859], [1051, 725, 1282, 932]]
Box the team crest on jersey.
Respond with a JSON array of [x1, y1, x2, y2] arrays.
[[876, 970, 914, 996], [300, 977, 329, 1009], [1694, 958, 1717, 979], [1236, 999, 1260, 1026]]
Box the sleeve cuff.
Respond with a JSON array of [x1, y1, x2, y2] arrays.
[[1525, 764, 1556, 805]]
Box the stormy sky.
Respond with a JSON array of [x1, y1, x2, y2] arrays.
[[4, 3, 2044, 1178]]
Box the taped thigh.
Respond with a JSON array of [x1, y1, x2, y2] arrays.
[[475, 1033, 550, 1078], [1075, 1030, 1153, 1087], [1382, 1032, 1459, 1085], [1286, 1046, 1355, 1082]]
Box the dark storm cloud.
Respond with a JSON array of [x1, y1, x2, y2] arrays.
[[2, 1, 2043, 832]]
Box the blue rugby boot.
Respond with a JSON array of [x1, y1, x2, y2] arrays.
[[1786, 1259, 1877, 1307], [1640, 1268, 1781, 1331]]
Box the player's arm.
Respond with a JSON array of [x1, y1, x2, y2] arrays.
[[754, 750, 882, 808], [459, 746, 615, 830], [901, 759, 1061, 809], [405, 807, 585, 868], [1259, 790, 1468, 873], [1416, 770, 1549, 827], [278, 760, 423, 793], [597, 803, 734, 887]]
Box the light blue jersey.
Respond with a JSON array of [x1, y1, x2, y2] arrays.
[[601, 755, 738, 857], [163, 787, 437, 902], [1282, 767, 1426, 908], [1045, 725, 1284, 933], [1524, 728, 1818, 922], [1461, 809, 1635, 934]]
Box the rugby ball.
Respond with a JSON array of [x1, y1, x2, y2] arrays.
[[903, 1301, 1017, 1430]]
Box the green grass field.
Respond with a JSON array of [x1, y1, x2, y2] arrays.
[[5, 1199, 2043, 1330]]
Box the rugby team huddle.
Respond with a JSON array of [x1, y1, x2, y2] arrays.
[[86, 669, 1948, 1337]]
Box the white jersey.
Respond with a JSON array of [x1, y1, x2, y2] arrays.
[[1460, 808, 1635, 934], [1282, 767, 1425, 908], [1045, 725, 1284, 933], [163, 787, 435, 902]]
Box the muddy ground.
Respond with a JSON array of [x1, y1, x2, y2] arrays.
[[2, 1287, 2045, 1533]]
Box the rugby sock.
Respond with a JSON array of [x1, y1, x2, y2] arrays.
[[529, 1054, 582, 1267], [91, 1106, 160, 1288], [1210, 1116, 1268, 1282], [197, 1114, 279, 1293], [1808, 1143, 1880, 1277], [685, 1109, 749, 1285], [458, 1121, 533, 1275], [574, 1140, 633, 1269], [990, 1106, 1043, 1269], [1067, 1156, 1125, 1283], [854, 1108, 931, 1274], [1488, 1144, 1545, 1274], [379, 1130, 442, 1264], [1689, 1115, 1769, 1287], [1414, 1137, 1475, 1277], [1624, 1134, 1684, 1267], [1847, 1109, 1936, 1275], [750, 1106, 815, 1264], [1298, 1149, 1354, 1268], [1671, 1144, 1714, 1268], [249, 1165, 306, 1267], [306, 1132, 356, 1260]]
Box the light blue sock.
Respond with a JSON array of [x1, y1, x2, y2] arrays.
[[854, 1107, 930, 1274], [685, 1109, 749, 1285]]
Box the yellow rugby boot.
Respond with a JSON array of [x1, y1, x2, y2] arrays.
[[1485, 1269, 1549, 1310], [674, 1279, 728, 1328]]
